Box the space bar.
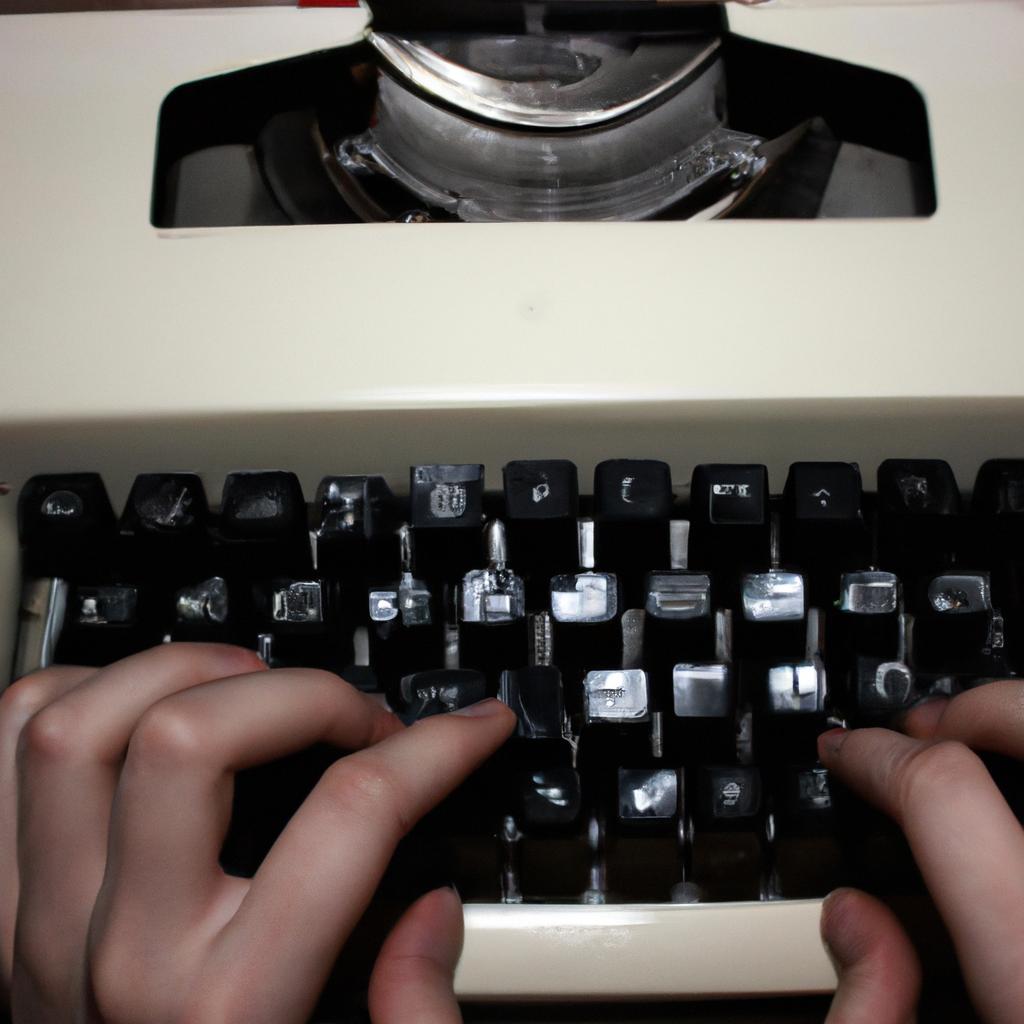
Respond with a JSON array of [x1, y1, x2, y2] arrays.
[[455, 900, 837, 1000]]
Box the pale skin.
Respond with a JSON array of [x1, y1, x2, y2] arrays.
[[0, 645, 1020, 1022]]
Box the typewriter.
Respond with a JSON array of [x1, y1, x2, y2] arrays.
[[1, 0, 1023, 1021]]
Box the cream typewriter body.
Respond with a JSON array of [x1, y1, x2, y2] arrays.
[[1, 0, 1022, 1013]]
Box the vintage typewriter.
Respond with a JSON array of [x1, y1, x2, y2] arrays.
[[1, 0, 1023, 1021]]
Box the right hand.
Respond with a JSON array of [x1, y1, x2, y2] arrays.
[[818, 681, 1024, 1023]]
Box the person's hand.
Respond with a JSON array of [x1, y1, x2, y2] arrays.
[[818, 682, 1024, 1024], [0, 643, 516, 1024]]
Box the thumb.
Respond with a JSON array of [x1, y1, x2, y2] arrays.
[[822, 888, 921, 1024], [368, 887, 464, 1024]]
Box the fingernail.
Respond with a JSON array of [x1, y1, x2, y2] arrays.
[[452, 698, 507, 718], [817, 727, 849, 759]]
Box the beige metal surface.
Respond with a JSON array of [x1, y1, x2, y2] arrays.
[[0, 3, 1022, 425], [456, 901, 836, 1000]]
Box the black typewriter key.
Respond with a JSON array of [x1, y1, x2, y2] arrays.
[[120, 473, 208, 541], [692, 765, 765, 901], [398, 669, 488, 723], [250, 578, 346, 670], [315, 475, 400, 620], [503, 460, 579, 604], [458, 520, 528, 692], [219, 471, 311, 576], [499, 665, 565, 742], [698, 765, 763, 826], [667, 663, 736, 762], [117, 474, 216, 645], [912, 570, 999, 675], [642, 571, 716, 712], [829, 570, 905, 718], [594, 459, 673, 520], [593, 459, 672, 607], [19, 473, 116, 578], [606, 768, 682, 902], [973, 461, 1024, 668], [409, 464, 484, 585], [56, 583, 153, 666], [578, 669, 651, 765], [974, 459, 1024, 518], [689, 465, 770, 604], [549, 517, 623, 714], [518, 765, 583, 830], [692, 464, 769, 529], [504, 460, 579, 521], [772, 765, 843, 898], [876, 459, 962, 574], [782, 462, 868, 605], [516, 765, 589, 900], [738, 570, 806, 659]]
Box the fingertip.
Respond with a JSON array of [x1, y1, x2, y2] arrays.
[[817, 727, 849, 764], [451, 698, 515, 725], [822, 888, 920, 1024], [901, 695, 950, 740], [369, 887, 465, 1023], [820, 888, 871, 967]]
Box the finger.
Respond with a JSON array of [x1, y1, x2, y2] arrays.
[[820, 728, 1024, 1022], [96, 669, 400, 942], [822, 888, 920, 1024], [368, 887, 463, 1024], [208, 700, 516, 1024], [0, 667, 95, 990], [903, 682, 1024, 759], [13, 645, 263, 1010]]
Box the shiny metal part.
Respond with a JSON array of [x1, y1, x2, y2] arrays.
[[669, 520, 690, 570], [645, 572, 711, 620], [461, 520, 526, 624], [367, 31, 722, 130], [340, 38, 765, 223], [257, 633, 273, 664], [500, 814, 523, 905], [767, 663, 825, 713], [369, 589, 399, 622], [619, 767, 677, 820], [317, 477, 363, 534], [672, 663, 732, 718], [582, 813, 606, 905], [714, 608, 733, 663], [41, 489, 83, 519], [651, 711, 665, 760], [577, 518, 596, 571], [742, 572, 805, 622], [76, 585, 138, 626], [176, 577, 228, 625], [621, 608, 646, 670], [551, 572, 618, 623], [13, 577, 68, 678], [839, 571, 899, 615], [858, 659, 914, 710], [583, 669, 649, 722], [529, 611, 554, 668], [271, 581, 324, 624], [927, 573, 991, 614]]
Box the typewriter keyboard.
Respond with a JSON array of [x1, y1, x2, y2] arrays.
[[12, 460, 1024, 912]]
